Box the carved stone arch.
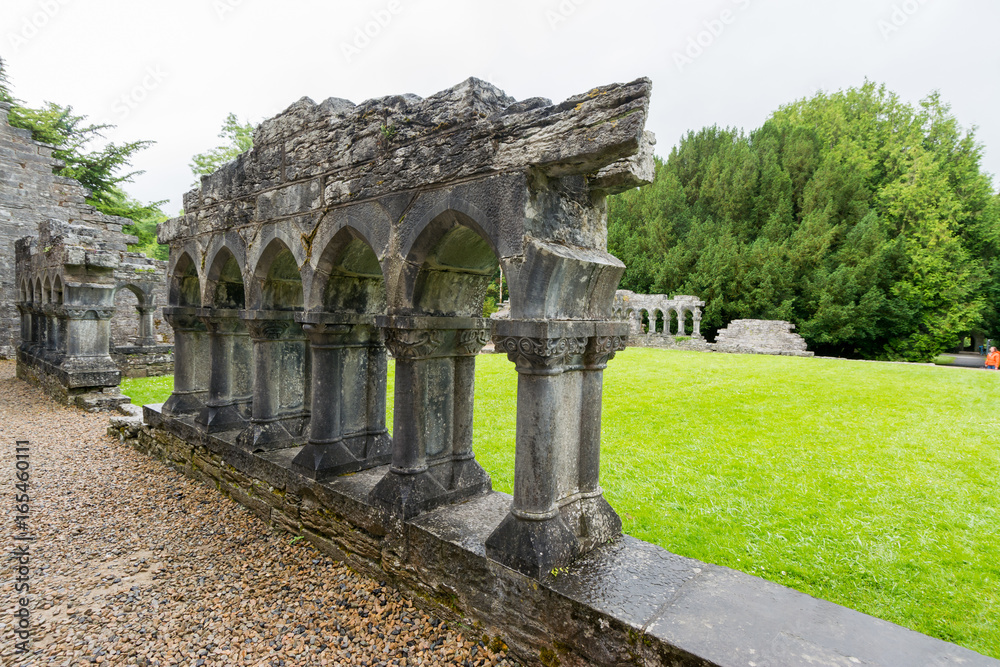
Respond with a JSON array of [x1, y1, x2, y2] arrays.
[[41, 275, 52, 304], [167, 240, 204, 281], [399, 188, 521, 262], [52, 275, 64, 304], [309, 225, 387, 314], [247, 227, 308, 310], [33, 277, 43, 303], [116, 283, 148, 306], [203, 232, 248, 309], [306, 205, 391, 313], [251, 237, 304, 311], [169, 250, 202, 307], [395, 207, 501, 317], [20, 278, 30, 303]]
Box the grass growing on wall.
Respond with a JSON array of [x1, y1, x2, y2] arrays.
[[121, 349, 1000, 657]]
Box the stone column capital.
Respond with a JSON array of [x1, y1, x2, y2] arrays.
[[585, 328, 629, 368], [244, 318, 290, 341], [195, 308, 245, 335], [383, 327, 445, 360], [494, 334, 589, 372], [239, 310, 304, 342], [378, 315, 491, 359], [62, 307, 116, 321], [298, 313, 383, 348]]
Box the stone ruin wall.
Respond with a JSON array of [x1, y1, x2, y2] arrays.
[[713, 319, 813, 357], [2, 101, 174, 401], [613, 289, 711, 350]]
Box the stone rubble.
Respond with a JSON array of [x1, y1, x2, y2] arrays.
[[0, 361, 517, 667], [712, 319, 813, 357]]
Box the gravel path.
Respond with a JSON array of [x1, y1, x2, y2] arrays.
[[0, 361, 517, 667]]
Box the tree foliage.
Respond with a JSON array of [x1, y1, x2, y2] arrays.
[[189, 113, 254, 182], [1, 56, 166, 255], [608, 83, 1000, 361]]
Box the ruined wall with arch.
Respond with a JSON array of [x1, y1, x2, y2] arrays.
[[154, 77, 654, 586], [4, 100, 173, 400], [613, 290, 710, 350]]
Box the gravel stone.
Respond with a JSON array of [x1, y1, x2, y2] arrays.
[[0, 361, 518, 666]]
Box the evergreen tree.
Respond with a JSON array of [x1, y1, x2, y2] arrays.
[[0, 57, 164, 235], [608, 83, 1000, 361]]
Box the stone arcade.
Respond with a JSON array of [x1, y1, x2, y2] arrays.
[[613, 289, 710, 350], [156, 76, 651, 577], [125, 79, 992, 666], [2, 101, 173, 409]]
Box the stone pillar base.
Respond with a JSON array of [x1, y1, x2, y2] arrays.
[[369, 456, 492, 520], [162, 390, 207, 417], [291, 430, 392, 481], [485, 512, 581, 579], [196, 398, 250, 433], [236, 413, 309, 452]]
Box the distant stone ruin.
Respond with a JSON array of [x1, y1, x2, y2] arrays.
[[713, 319, 813, 357], [1, 102, 173, 409], [613, 290, 710, 350]]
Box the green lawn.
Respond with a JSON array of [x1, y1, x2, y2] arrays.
[[122, 349, 1000, 658], [120, 374, 174, 408]]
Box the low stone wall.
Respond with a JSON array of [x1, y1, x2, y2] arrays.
[[17, 350, 129, 411], [111, 344, 174, 378], [713, 319, 813, 357], [628, 335, 712, 352], [106, 405, 996, 667]]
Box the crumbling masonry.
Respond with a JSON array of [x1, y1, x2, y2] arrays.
[[156, 77, 653, 577], [1, 102, 172, 409]]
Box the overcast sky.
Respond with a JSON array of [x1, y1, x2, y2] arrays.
[[4, 0, 998, 215]]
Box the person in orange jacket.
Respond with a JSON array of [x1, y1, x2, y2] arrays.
[[986, 347, 1000, 370]]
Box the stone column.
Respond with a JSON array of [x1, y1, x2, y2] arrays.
[[162, 306, 210, 416], [369, 315, 492, 519], [50, 306, 66, 361], [291, 314, 391, 480], [693, 308, 702, 339], [30, 304, 45, 356], [486, 319, 625, 578], [59, 306, 121, 387], [16, 303, 30, 352], [42, 304, 57, 360], [135, 305, 158, 347], [236, 310, 310, 451], [195, 308, 253, 433]]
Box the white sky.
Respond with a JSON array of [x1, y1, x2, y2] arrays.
[[3, 0, 998, 215]]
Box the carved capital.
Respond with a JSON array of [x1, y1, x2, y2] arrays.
[[384, 328, 444, 360], [62, 307, 115, 321], [245, 319, 290, 341], [494, 335, 589, 370], [456, 326, 492, 356], [585, 335, 628, 367]]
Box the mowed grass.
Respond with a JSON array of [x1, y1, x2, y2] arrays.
[[122, 349, 1000, 657], [120, 374, 174, 408]]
